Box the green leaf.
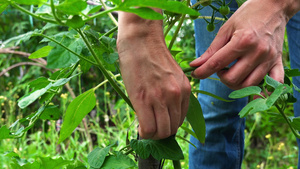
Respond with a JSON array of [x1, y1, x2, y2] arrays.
[[66, 15, 85, 29], [235, 0, 247, 7], [239, 98, 269, 117], [193, 89, 234, 102], [120, 0, 199, 16], [39, 156, 72, 169], [266, 84, 291, 107], [229, 86, 262, 99], [47, 36, 83, 69], [29, 46, 53, 59], [101, 153, 137, 169], [290, 117, 300, 131], [0, 3, 8, 14], [58, 89, 96, 143], [2, 31, 37, 47], [0, 126, 11, 139], [56, 0, 87, 15], [4, 151, 19, 157], [180, 126, 197, 140], [87, 145, 113, 168], [18, 84, 51, 109], [28, 77, 50, 90], [82, 5, 102, 15], [130, 136, 184, 160], [265, 75, 281, 89], [14, 0, 47, 5], [186, 94, 205, 144], [40, 105, 61, 120], [118, 7, 164, 20], [103, 52, 119, 64], [285, 68, 300, 77]]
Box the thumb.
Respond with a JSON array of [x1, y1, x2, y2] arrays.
[[268, 61, 284, 84]]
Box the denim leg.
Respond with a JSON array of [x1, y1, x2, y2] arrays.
[[189, 1, 248, 169], [286, 11, 300, 169]]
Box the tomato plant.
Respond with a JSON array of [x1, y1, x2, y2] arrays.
[[219, 5, 230, 15], [1, 0, 299, 168]]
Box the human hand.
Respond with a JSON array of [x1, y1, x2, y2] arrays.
[[190, 0, 289, 90], [118, 12, 191, 140]]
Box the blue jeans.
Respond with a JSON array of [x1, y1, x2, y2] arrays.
[[189, 1, 300, 168]]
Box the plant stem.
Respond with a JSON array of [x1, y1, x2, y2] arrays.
[[77, 29, 134, 109], [99, 0, 118, 26], [172, 160, 182, 169], [10, 2, 57, 24], [275, 104, 300, 138], [50, 0, 64, 25], [83, 7, 117, 22], [101, 26, 118, 38], [168, 14, 185, 51], [182, 67, 196, 74], [37, 34, 99, 66]]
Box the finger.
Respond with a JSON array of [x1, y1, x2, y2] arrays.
[[135, 103, 157, 139], [217, 54, 261, 87], [268, 60, 284, 84], [240, 64, 270, 89], [189, 25, 233, 67], [192, 37, 242, 79], [152, 103, 171, 140]]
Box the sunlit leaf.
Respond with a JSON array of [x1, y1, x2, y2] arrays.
[[239, 98, 268, 117], [14, 0, 47, 5], [0, 126, 11, 139], [39, 156, 72, 169], [29, 46, 53, 59], [56, 0, 87, 15]]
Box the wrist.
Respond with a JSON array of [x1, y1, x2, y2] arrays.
[[117, 10, 164, 39]]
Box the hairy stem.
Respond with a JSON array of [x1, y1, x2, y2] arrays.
[[77, 29, 133, 109]]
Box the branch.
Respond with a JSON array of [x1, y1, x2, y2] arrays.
[[0, 62, 51, 77]]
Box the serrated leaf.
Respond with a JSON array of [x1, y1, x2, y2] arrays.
[[103, 52, 119, 64], [40, 105, 61, 120], [29, 46, 53, 59], [87, 145, 113, 168], [58, 89, 96, 143], [101, 153, 137, 169], [66, 15, 85, 29], [56, 0, 87, 15], [239, 98, 268, 117], [186, 93, 205, 144], [0, 126, 11, 139], [39, 156, 72, 169], [229, 86, 262, 99], [193, 89, 234, 102], [47, 36, 83, 69], [130, 136, 184, 161]]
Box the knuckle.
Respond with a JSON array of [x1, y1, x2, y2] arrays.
[[140, 126, 156, 139], [237, 30, 258, 49], [208, 59, 223, 71], [157, 130, 171, 139]]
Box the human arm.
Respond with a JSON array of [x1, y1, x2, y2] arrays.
[[190, 0, 300, 90], [117, 10, 191, 140]]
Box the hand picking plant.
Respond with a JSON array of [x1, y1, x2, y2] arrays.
[[1, 0, 299, 168]]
